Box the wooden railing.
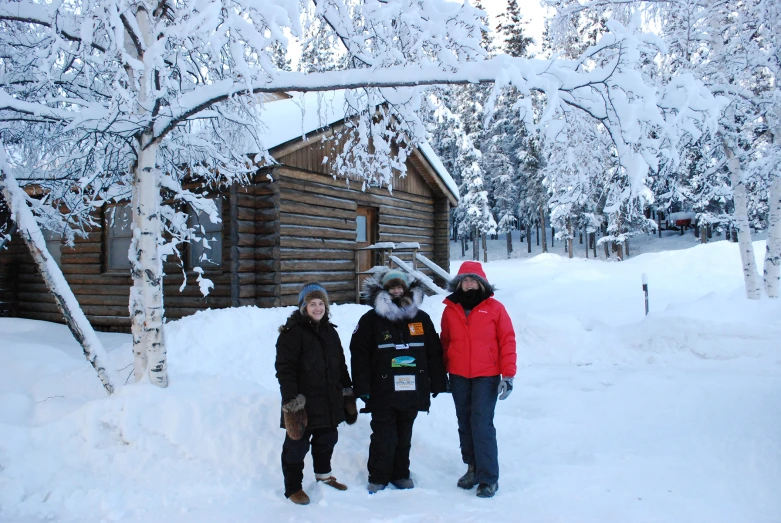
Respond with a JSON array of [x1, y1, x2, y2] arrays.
[[354, 242, 449, 302]]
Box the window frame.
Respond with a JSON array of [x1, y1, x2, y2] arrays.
[[186, 197, 224, 272], [103, 203, 133, 273]]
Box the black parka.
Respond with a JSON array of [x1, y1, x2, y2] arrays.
[[275, 311, 352, 430], [350, 276, 448, 413]]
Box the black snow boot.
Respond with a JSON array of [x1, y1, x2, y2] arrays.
[[457, 464, 476, 490], [476, 482, 499, 498]]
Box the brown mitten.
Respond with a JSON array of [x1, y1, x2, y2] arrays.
[[282, 394, 307, 440], [343, 388, 358, 425]]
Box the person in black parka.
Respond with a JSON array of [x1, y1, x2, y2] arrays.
[[275, 282, 357, 505], [350, 268, 448, 493]]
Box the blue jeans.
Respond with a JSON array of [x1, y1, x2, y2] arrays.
[[450, 374, 500, 484]]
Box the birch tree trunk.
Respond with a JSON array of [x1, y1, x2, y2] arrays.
[[763, 175, 781, 297], [763, 110, 781, 298], [126, 7, 168, 387], [723, 138, 763, 299], [0, 168, 114, 394], [130, 137, 168, 387]]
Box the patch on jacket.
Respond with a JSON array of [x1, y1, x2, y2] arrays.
[[391, 356, 416, 368], [408, 322, 424, 335], [381, 331, 392, 341]]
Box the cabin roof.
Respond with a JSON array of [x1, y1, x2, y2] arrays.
[[256, 91, 459, 202]]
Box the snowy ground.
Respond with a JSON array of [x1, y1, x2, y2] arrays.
[[1, 237, 780, 523]]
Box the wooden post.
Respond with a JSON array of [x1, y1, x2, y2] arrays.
[[354, 249, 361, 303], [229, 183, 240, 308]]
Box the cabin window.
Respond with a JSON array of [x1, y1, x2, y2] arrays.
[[356, 215, 367, 242], [42, 228, 63, 267], [188, 198, 223, 269], [105, 204, 133, 271]]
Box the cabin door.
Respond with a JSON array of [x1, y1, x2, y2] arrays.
[[355, 206, 378, 300]]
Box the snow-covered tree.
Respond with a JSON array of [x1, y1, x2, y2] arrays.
[[547, 0, 780, 294], [456, 138, 497, 261], [0, 0, 722, 391], [298, 9, 345, 73], [542, 110, 609, 257]]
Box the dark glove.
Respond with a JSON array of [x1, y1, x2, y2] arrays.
[[432, 392, 438, 398], [282, 394, 307, 440], [497, 377, 513, 400], [343, 388, 358, 425]]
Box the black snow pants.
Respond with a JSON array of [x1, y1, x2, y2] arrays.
[[368, 408, 418, 485], [281, 427, 338, 497]]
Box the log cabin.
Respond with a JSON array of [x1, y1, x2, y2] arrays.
[[0, 92, 458, 331]]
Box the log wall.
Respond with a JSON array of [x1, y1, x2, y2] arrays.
[[273, 145, 450, 307], [0, 188, 262, 331], [0, 140, 452, 328]]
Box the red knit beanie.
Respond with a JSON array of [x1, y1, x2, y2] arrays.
[[457, 261, 488, 281]]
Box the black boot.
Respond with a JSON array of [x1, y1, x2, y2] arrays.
[[457, 464, 476, 489], [476, 482, 499, 498]]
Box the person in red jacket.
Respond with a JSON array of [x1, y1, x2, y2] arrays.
[[440, 261, 516, 498]]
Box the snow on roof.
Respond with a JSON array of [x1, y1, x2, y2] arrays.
[[417, 141, 459, 201], [256, 91, 458, 202], [255, 91, 349, 152]]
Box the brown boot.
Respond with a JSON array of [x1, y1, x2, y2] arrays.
[[317, 476, 348, 491], [288, 490, 310, 505]]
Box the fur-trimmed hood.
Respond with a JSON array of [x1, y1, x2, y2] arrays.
[[362, 268, 425, 322], [447, 272, 495, 294]]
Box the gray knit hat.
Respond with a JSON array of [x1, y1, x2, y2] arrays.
[[298, 282, 329, 314], [381, 269, 409, 290]]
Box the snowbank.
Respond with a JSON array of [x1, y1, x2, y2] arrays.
[[1, 239, 780, 522]]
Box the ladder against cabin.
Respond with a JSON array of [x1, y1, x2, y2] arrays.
[[354, 242, 450, 302]]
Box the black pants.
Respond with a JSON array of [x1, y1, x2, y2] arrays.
[[368, 408, 418, 485], [281, 427, 338, 497]]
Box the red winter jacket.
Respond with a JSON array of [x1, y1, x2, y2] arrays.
[[440, 296, 517, 379]]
